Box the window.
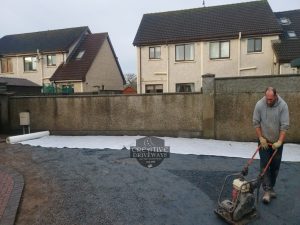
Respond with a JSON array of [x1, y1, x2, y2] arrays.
[[279, 17, 291, 25], [209, 41, 230, 59], [287, 31, 297, 39], [176, 83, 194, 92], [47, 54, 56, 66], [1, 58, 13, 73], [175, 44, 194, 61], [149, 46, 161, 59], [145, 84, 163, 93], [247, 38, 262, 53], [24, 56, 37, 71], [76, 50, 85, 59]]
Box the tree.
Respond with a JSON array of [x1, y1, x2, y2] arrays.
[[124, 73, 137, 89]]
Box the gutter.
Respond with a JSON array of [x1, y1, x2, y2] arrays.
[[134, 32, 283, 47]]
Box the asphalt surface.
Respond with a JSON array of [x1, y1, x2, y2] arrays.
[[0, 141, 299, 225]]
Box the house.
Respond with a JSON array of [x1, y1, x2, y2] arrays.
[[273, 9, 300, 74], [133, 1, 299, 94], [0, 26, 125, 93], [123, 86, 137, 94]]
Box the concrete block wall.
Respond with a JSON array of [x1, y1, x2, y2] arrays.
[[4, 74, 300, 143], [214, 74, 300, 142], [8, 93, 203, 137]]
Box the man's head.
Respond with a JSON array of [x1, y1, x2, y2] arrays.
[[265, 87, 278, 107]]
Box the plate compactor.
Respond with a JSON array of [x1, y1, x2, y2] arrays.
[[214, 145, 278, 225]]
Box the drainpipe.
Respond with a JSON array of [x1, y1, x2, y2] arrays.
[[166, 44, 169, 92], [139, 47, 142, 94], [37, 49, 44, 86], [200, 42, 204, 87], [238, 32, 242, 76], [62, 51, 65, 63], [41, 58, 44, 86], [17, 57, 19, 74]]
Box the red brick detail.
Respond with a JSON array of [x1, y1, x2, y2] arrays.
[[0, 171, 14, 217]]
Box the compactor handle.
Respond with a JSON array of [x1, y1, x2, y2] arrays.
[[241, 143, 273, 176]]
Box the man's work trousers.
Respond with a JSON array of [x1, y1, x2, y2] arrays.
[[259, 144, 283, 191]]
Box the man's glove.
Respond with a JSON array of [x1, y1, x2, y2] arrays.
[[272, 140, 282, 150], [259, 137, 269, 150]]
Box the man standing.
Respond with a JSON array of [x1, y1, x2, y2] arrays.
[[253, 87, 289, 204]]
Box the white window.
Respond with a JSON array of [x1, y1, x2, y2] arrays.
[[247, 38, 262, 53], [175, 44, 194, 61], [24, 56, 37, 71], [280, 17, 291, 25], [76, 50, 85, 59], [149, 46, 161, 59], [145, 84, 163, 93], [176, 83, 194, 92], [210, 41, 230, 59], [47, 54, 56, 66], [287, 31, 297, 38]]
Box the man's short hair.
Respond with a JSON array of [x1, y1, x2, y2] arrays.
[[265, 87, 277, 96]]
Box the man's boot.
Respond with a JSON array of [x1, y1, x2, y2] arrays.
[[262, 191, 271, 204], [269, 188, 277, 198]]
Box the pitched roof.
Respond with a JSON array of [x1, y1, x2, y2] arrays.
[[273, 10, 300, 62], [0, 26, 90, 55], [50, 33, 106, 82], [0, 77, 41, 86], [133, 1, 282, 46], [275, 10, 300, 40], [273, 40, 300, 63], [50, 33, 125, 83]]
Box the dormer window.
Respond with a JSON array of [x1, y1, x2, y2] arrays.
[[280, 17, 291, 25], [76, 50, 85, 59], [287, 31, 297, 39]]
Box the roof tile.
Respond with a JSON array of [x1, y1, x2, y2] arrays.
[[0, 26, 90, 55], [133, 1, 282, 46], [0, 77, 41, 86], [50, 33, 107, 82], [273, 10, 300, 62]]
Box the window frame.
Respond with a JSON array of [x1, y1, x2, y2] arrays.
[[209, 41, 230, 59], [247, 38, 262, 53], [175, 43, 194, 61], [47, 54, 56, 66], [149, 46, 161, 59], [23, 56, 37, 72], [287, 31, 297, 39], [176, 83, 195, 93], [279, 17, 291, 25], [1, 58, 13, 73], [145, 84, 163, 93]]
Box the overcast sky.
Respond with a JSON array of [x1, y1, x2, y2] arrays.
[[1, 0, 299, 74]]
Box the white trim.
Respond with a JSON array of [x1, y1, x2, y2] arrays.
[[240, 66, 257, 71], [154, 72, 167, 75], [54, 80, 82, 83]]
